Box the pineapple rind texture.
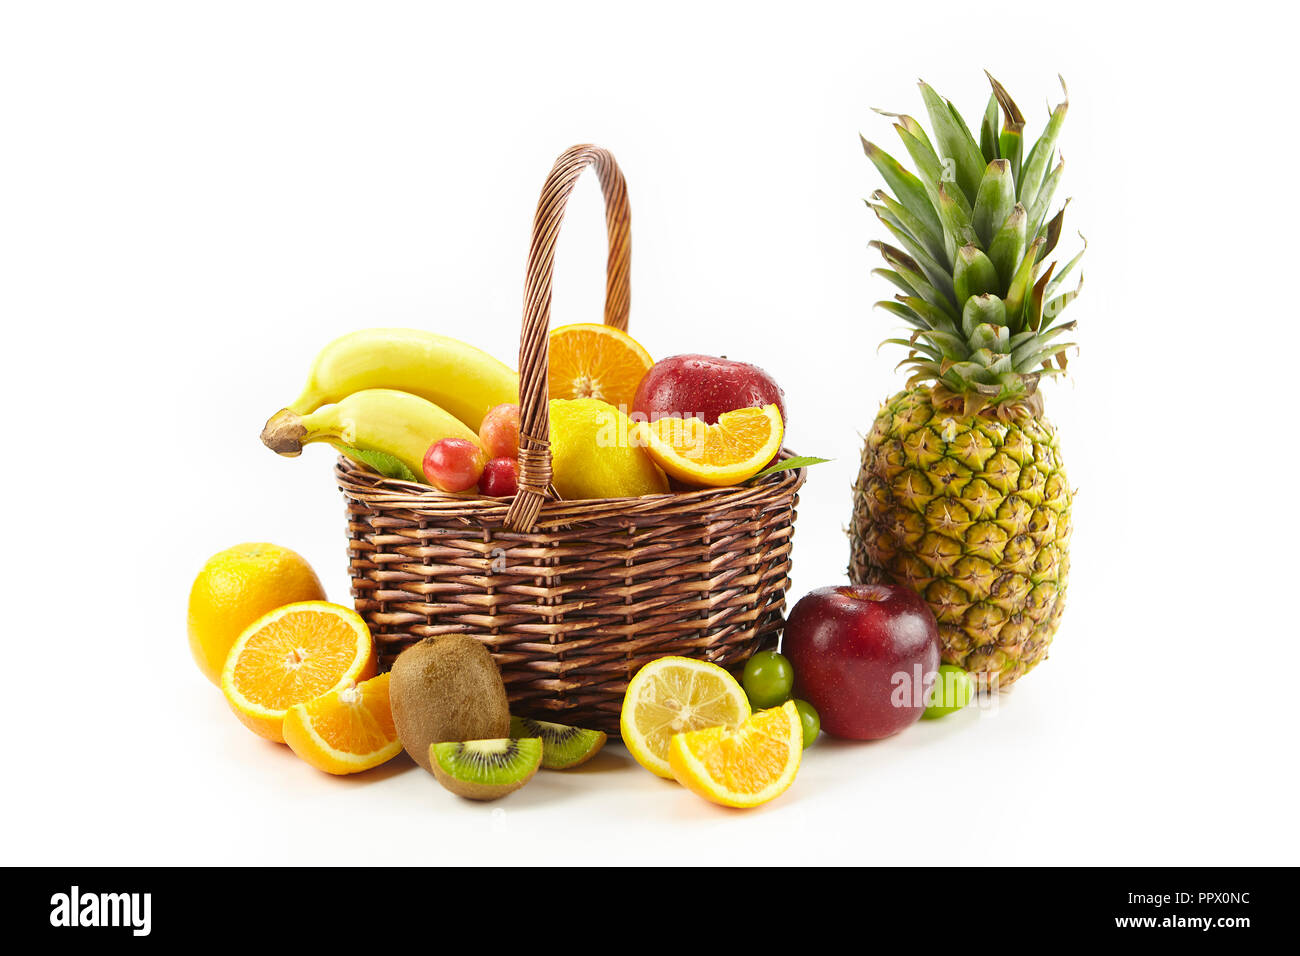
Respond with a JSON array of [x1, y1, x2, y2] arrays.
[[849, 387, 1071, 689]]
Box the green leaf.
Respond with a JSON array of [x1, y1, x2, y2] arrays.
[[985, 72, 1025, 180], [936, 184, 978, 265], [918, 80, 987, 204], [898, 295, 959, 333], [979, 93, 1000, 163], [874, 267, 957, 323], [1037, 199, 1070, 262], [1027, 158, 1064, 240], [969, 322, 1010, 353], [746, 456, 831, 484], [954, 244, 1000, 306], [870, 217, 957, 305], [961, 293, 1008, 336], [972, 159, 1016, 248], [1045, 235, 1086, 298], [881, 336, 942, 360], [916, 328, 970, 358], [1018, 78, 1069, 208], [876, 300, 932, 330], [1013, 340, 1078, 371], [869, 191, 945, 265], [333, 444, 421, 483], [889, 121, 953, 219], [1025, 262, 1057, 331], [1003, 238, 1044, 332], [1042, 279, 1083, 329], [873, 268, 919, 299], [862, 137, 943, 241], [986, 204, 1028, 285]]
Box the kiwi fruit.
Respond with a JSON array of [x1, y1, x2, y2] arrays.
[[389, 635, 511, 772], [429, 738, 542, 800], [510, 715, 608, 770]]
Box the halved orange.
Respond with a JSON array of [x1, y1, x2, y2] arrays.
[[668, 700, 803, 808], [636, 404, 783, 487], [548, 323, 653, 409], [220, 601, 375, 742], [282, 672, 401, 774]]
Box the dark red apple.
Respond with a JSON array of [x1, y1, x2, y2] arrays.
[[631, 354, 786, 426], [782, 583, 940, 740]]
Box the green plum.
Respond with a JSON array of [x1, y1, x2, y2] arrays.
[[742, 650, 794, 709], [922, 664, 974, 719], [793, 699, 820, 748]]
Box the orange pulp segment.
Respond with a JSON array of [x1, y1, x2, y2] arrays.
[[282, 672, 402, 774], [548, 323, 653, 409], [668, 700, 803, 808], [637, 404, 783, 487]]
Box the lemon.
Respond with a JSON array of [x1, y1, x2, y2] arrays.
[[620, 656, 752, 778], [548, 398, 669, 500], [187, 543, 326, 685]]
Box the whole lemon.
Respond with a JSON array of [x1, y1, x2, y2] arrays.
[[548, 398, 669, 500], [187, 543, 327, 685]]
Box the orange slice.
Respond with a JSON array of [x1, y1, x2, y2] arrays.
[[220, 601, 374, 743], [548, 323, 653, 409], [637, 404, 783, 487], [282, 672, 401, 774], [668, 700, 803, 808]]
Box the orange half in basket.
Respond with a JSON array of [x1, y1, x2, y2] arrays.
[[636, 404, 783, 487], [548, 323, 654, 409]]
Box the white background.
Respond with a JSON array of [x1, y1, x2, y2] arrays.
[[3, 1, 1295, 866]]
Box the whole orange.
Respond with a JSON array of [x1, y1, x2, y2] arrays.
[[187, 543, 326, 685]]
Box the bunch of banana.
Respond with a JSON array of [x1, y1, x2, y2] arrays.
[[261, 328, 519, 483]]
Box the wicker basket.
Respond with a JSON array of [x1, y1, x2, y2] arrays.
[[336, 144, 805, 734]]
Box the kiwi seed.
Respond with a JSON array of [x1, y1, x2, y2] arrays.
[[510, 715, 608, 770], [389, 635, 511, 773], [429, 737, 543, 801]]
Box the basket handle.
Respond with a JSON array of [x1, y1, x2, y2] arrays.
[[505, 144, 631, 533]]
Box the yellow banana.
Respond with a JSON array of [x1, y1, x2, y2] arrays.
[[283, 328, 518, 431], [261, 388, 479, 483]]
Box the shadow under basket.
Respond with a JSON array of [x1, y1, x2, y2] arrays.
[[337, 456, 804, 734], [332, 143, 806, 735]]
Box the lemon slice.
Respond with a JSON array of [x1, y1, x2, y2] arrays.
[[620, 656, 751, 778]]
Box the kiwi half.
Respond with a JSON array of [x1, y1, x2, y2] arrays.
[[511, 716, 607, 770], [429, 738, 542, 801], [389, 635, 511, 773]]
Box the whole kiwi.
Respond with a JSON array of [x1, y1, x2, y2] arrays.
[[389, 635, 511, 772]]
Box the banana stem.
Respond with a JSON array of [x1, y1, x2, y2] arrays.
[[260, 408, 308, 457]]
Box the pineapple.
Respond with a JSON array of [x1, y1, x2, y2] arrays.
[[849, 74, 1081, 690]]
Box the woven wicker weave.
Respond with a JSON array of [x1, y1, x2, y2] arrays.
[[336, 145, 805, 733]]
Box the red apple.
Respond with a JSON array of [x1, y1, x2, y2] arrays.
[[782, 583, 940, 740], [631, 354, 786, 426]]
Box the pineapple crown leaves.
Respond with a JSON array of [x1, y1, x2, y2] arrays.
[[863, 74, 1082, 411]]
